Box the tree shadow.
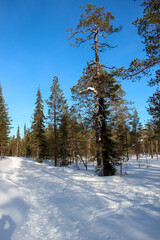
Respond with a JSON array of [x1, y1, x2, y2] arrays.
[[0, 215, 16, 240]]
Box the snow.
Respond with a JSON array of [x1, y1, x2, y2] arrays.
[[0, 157, 160, 240], [80, 87, 98, 95]]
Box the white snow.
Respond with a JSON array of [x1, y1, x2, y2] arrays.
[[0, 156, 160, 240], [80, 87, 98, 95]]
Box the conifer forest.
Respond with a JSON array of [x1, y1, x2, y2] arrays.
[[0, 1, 160, 239], [0, 0, 159, 175]]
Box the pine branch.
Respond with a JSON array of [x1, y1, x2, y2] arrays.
[[129, 60, 160, 77]]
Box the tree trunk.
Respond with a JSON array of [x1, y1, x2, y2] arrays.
[[148, 141, 150, 156], [1, 144, 3, 160], [94, 25, 100, 81], [36, 147, 39, 162], [54, 125, 57, 166], [142, 139, 145, 157], [151, 140, 153, 159], [120, 161, 122, 177], [99, 98, 115, 176], [16, 141, 19, 157], [94, 23, 101, 168], [136, 151, 139, 161], [54, 95, 57, 166], [125, 131, 129, 160], [156, 140, 158, 160]]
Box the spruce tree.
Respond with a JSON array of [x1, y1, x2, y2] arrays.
[[67, 106, 88, 169], [45, 123, 54, 159], [130, 109, 142, 161], [31, 88, 46, 162], [21, 124, 26, 157], [0, 84, 11, 160], [67, 106, 80, 164], [59, 108, 70, 166], [24, 128, 32, 158], [46, 76, 67, 166], [111, 88, 133, 161], [147, 91, 160, 137], [8, 135, 16, 156], [143, 123, 155, 159], [21, 124, 32, 157]]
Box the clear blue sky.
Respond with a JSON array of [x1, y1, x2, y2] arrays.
[[0, 0, 156, 136]]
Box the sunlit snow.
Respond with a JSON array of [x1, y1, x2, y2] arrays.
[[0, 157, 160, 240]]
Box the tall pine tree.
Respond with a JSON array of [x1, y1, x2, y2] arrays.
[[68, 4, 122, 175]]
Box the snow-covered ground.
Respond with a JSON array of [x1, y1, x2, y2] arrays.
[[0, 157, 160, 240]]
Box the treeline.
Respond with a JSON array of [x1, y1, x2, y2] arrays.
[[0, 1, 159, 176], [2, 75, 160, 168]]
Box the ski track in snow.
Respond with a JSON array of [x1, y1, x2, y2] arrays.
[[0, 157, 160, 240]]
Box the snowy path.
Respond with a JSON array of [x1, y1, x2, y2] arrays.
[[0, 157, 160, 240]]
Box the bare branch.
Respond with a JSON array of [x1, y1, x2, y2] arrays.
[[68, 28, 93, 40], [87, 57, 96, 66], [98, 42, 118, 49], [100, 64, 115, 70], [97, 114, 104, 127]]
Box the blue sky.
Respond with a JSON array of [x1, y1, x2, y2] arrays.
[[0, 0, 156, 136]]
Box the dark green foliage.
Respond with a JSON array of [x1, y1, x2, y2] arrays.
[[16, 125, 21, 157], [111, 88, 133, 160], [130, 110, 142, 160], [146, 122, 159, 159], [128, 0, 160, 81], [67, 106, 81, 164], [127, 0, 160, 160], [0, 84, 11, 159], [69, 4, 124, 175], [130, 0, 160, 140], [46, 76, 67, 166], [8, 135, 16, 156], [68, 4, 121, 50], [134, 0, 159, 60], [67, 107, 89, 169], [45, 123, 54, 159], [59, 108, 70, 166], [31, 88, 46, 162], [147, 89, 160, 135], [98, 97, 116, 176], [72, 66, 126, 174], [23, 127, 32, 157], [143, 123, 155, 157], [46, 76, 67, 126], [5, 2, 160, 174]]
